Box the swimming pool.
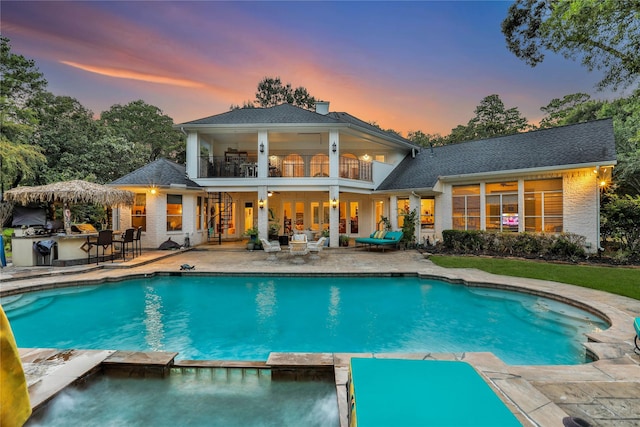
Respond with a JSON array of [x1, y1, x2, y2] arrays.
[[3, 275, 607, 365]]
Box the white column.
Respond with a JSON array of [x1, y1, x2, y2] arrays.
[[479, 182, 486, 231], [329, 130, 339, 178], [409, 192, 421, 244], [329, 185, 340, 247], [258, 130, 268, 178], [390, 195, 398, 230], [518, 179, 525, 232], [185, 132, 198, 179], [257, 186, 269, 240]]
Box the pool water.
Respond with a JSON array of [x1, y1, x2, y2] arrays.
[[26, 368, 338, 427], [3, 275, 607, 365]]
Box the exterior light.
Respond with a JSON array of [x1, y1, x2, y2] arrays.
[[331, 198, 338, 209], [362, 154, 370, 161], [259, 142, 265, 153], [150, 187, 157, 195], [267, 191, 273, 197], [600, 180, 607, 187], [332, 142, 337, 153], [258, 199, 265, 209]]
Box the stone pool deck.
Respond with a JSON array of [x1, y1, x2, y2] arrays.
[[2, 244, 639, 426]]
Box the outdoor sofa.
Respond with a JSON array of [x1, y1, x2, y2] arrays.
[[355, 230, 403, 251]]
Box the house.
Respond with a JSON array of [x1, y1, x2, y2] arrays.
[[110, 102, 616, 252]]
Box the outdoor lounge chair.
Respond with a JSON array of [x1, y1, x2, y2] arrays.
[[635, 317, 640, 355], [307, 237, 326, 259], [260, 238, 281, 261], [289, 233, 308, 263], [355, 230, 403, 251]]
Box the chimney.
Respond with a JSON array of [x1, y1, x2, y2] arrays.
[[315, 101, 329, 115]]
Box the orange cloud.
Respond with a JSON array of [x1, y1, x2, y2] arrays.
[[60, 61, 204, 88]]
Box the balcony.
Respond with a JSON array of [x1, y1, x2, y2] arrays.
[[198, 154, 372, 181]]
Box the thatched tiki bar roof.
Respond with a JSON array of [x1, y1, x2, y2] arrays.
[[4, 180, 135, 207]]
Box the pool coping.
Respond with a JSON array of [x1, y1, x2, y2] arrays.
[[4, 248, 640, 426]]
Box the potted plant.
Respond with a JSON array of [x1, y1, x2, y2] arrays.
[[322, 229, 330, 246], [244, 227, 259, 250], [268, 222, 281, 240], [339, 234, 350, 247]]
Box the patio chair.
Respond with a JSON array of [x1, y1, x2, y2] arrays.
[[89, 230, 113, 264], [133, 226, 142, 257], [289, 233, 308, 263], [307, 237, 326, 259], [260, 238, 281, 261], [117, 228, 135, 261]]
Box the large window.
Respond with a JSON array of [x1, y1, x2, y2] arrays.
[[486, 182, 518, 232], [420, 198, 435, 230], [396, 198, 410, 229], [166, 194, 183, 231], [132, 193, 146, 231], [452, 185, 480, 230], [524, 179, 563, 232]]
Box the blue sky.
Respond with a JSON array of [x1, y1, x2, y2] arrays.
[[2, 1, 610, 135]]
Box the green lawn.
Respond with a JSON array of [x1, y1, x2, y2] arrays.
[[429, 255, 640, 300]]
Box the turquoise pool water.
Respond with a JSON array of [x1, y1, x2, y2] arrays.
[[27, 368, 338, 427], [3, 275, 607, 365]]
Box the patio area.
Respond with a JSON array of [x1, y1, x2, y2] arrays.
[[1, 244, 639, 426]]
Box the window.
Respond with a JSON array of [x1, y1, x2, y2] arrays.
[[166, 194, 183, 231], [310, 154, 329, 177], [396, 198, 410, 229], [524, 179, 563, 232], [283, 154, 304, 177], [420, 199, 435, 229], [132, 193, 146, 231], [452, 185, 480, 230], [486, 182, 518, 232]]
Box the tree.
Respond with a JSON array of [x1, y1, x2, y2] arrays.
[[446, 94, 530, 143], [537, 90, 640, 195], [502, 0, 640, 90], [0, 37, 49, 189], [99, 100, 184, 166], [407, 130, 446, 148], [253, 77, 317, 110]]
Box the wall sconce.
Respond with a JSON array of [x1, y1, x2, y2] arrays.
[[331, 198, 338, 209], [267, 191, 273, 197], [259, 142, 265, 153], [332, 142, 337, 153], [362, 153, 370, 161], [149, 187, 157, 195], [258, 199, 265, 209]]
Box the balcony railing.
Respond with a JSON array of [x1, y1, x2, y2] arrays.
[[198, 154, 372, 181]]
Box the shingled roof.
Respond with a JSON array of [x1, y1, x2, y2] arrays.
[[377, 118, 617, 191], [109, 158, 201, 189], [179, 103, 416, 147]]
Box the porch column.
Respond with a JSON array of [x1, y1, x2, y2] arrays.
[[409, 192, 421, 244], [185, 131, 198, 179], [258, 130, 268, 178], [329, 130, 339, 178], [389, 195, 398, 230], [329, 185, 340, 247], [257, 186, 269, 240]]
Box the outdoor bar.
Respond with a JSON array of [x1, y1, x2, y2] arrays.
[[4, 180, 134, 267]]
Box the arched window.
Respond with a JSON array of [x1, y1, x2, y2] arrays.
[[311, 154, 329, 177], [282, 154, 305, 177], [339, 153, 359, 179]]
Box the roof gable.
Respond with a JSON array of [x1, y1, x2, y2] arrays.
[[109, 158, 201, 189], [378, 119, 617, 191], [180, 103, 339, 125]]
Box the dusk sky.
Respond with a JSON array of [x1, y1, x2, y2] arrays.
[[2, 1, 614, 136]]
